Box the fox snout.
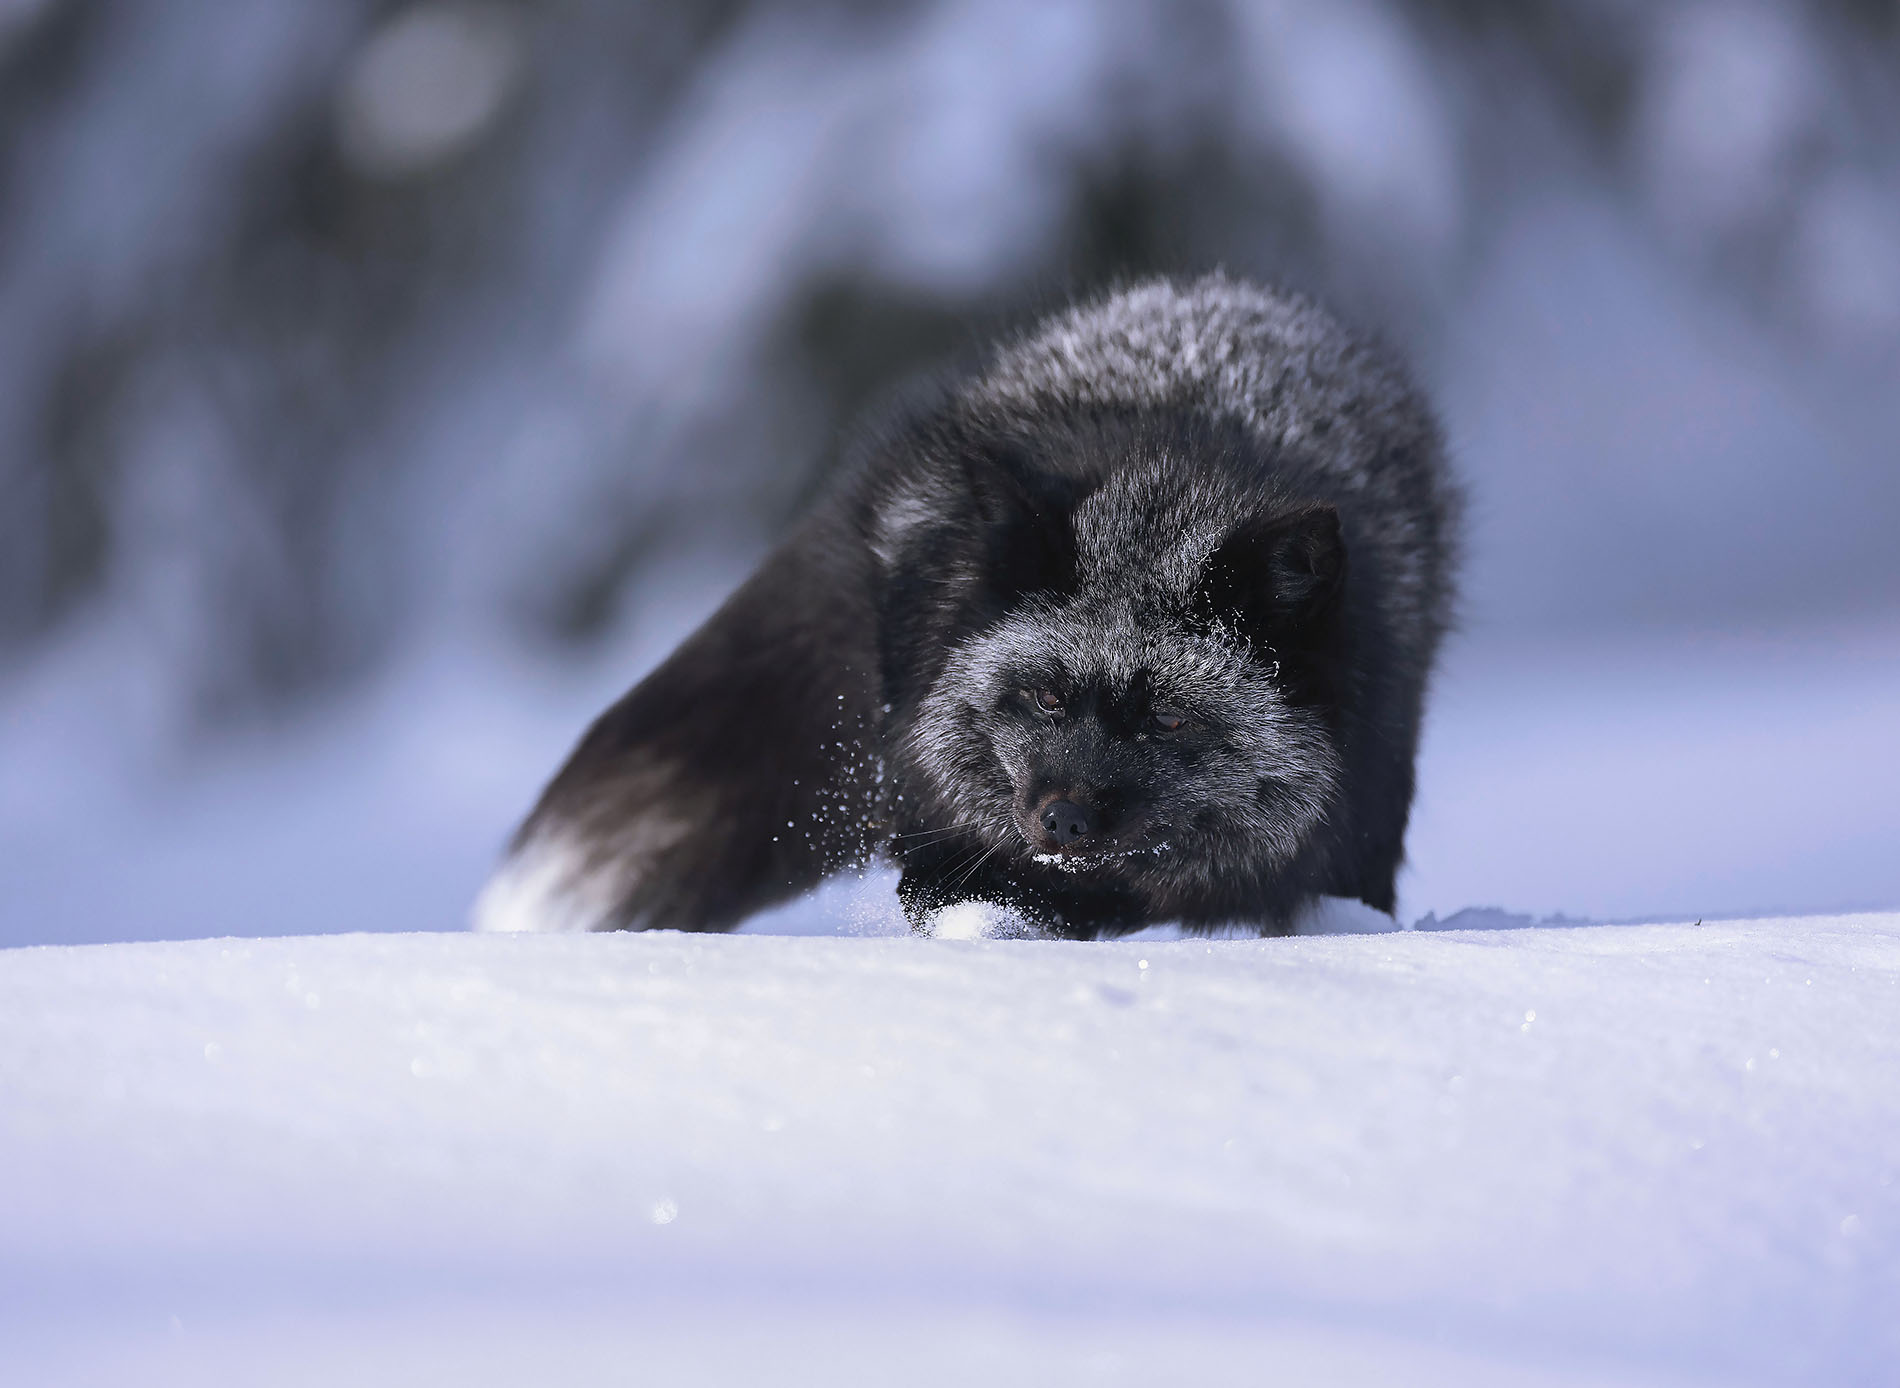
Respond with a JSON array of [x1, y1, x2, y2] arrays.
[[1022, 789, 1110, 854], [1038, 798, 1093, 846]]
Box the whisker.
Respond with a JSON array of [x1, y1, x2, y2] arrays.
[[946, 838, 994, 874], [952, 838, 1007, 891], [892, 820, 993, 844]]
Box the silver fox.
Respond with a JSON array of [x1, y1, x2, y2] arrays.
[[475, 275, 1461, 938]]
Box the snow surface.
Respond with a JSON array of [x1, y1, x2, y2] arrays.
[[4, 914, 1896, 1385]]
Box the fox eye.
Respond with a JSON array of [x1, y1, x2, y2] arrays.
[[1150, 706, 1187, 732], [1025, 688, 1064, 714]]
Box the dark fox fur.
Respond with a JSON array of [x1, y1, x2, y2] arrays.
[[474, 275, 1460, 938]]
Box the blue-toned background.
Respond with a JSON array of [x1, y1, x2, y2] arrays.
[[3, 0, 1896, 945]]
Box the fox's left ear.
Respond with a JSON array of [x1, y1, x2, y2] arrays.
[[1193, 503, 1346, 644]]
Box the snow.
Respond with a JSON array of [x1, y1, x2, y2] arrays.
[[4, 914, 1896, 1385]]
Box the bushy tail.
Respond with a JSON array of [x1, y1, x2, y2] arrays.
[[472, 512, 882, 933]]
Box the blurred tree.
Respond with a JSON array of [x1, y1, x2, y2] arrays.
[[1, 0, 1895, 721]]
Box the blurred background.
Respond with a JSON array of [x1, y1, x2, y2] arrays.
[[2, 0, 1896, 947]]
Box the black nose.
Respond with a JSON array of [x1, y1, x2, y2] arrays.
[[1039, 799, 1094, 846]]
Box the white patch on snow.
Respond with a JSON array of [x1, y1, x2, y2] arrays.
[[925, 900, 996, 939], [925, 899, 1031, 939]]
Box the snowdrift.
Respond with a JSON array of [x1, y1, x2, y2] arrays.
[[3, 914, 1896, 1385]]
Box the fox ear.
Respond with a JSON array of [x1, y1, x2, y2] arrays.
[[964, 445, 1085, 603], [1193, 503, 1345, 645]]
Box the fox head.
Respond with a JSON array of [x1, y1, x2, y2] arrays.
[[883, 408, 1350, 899]]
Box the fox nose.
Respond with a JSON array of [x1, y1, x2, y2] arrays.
[[1038, 799, 1094, 846]]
